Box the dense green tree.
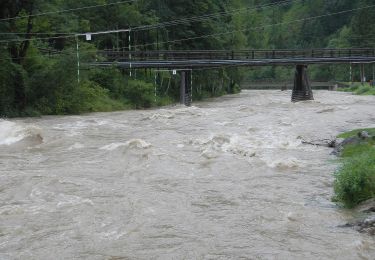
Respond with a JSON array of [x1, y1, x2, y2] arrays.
[[0, 0, 374, 116]]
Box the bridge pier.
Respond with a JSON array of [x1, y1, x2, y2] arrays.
[[180, 71, 192, 106], [291, 65, 314, 102]]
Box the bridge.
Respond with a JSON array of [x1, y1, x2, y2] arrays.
[[90, 48, 375, 104]]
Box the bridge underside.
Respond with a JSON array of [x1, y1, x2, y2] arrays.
[[87, 48, 375, 105], [89, 57, 375, 69]]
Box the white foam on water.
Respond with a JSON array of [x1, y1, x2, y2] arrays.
[[190, 134, 257, 159], [56, 194, 94, 208], [264, 157, 301, 170], [100, 139, 152, 151], [146, 111, 175, 120], [100, 142, 128, 151], [0, 119, 42, 146], [67, 142, 85, 150]]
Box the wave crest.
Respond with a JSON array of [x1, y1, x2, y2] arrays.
[[0, 120, 43, 146]]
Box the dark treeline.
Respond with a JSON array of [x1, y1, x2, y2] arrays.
[[0, 0, 374, 116]]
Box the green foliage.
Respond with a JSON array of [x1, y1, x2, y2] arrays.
[[155, 96, 174, 107], [124, 80, 155, 109], [338, 128, 375, 139], [0, 51, 28, 116], [340, 143, 375, 158], [338, 83, 375, 96], [74, 81, 125, 113], [89, 67, 125, 98], [334, 149, 375, 208], [1, 0, 375, 116]]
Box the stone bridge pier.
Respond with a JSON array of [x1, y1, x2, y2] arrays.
[[292, 65, 314, 102]]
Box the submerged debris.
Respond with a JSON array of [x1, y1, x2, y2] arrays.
[[300, 137, 337, 148], [340, 199, 375, 236]]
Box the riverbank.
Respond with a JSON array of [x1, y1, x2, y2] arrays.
[[1, 80, 239, 118], [338, 82, 375, 95], [333, 128, 375, 208]]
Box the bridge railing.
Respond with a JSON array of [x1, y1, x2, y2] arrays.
[[99, 48, 375, 61]]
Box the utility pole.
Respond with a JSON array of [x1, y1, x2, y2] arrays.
[[74, 28, 131, 82], [75, 36, 80, 84], [129, 29, 132, 77], [180, 71, 186, 105], [360, 64, 366, 83]]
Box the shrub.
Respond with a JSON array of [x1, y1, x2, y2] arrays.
[[355, 85, 371, 95], [74, 81, 125, 113], [89, 67, 125, 98], [124, 79, 155, 109], [334, 149, 375, 208], [0, 52, 28, 116]]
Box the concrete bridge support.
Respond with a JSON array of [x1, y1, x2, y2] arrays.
[[292, 65, 314, 102], [180, 71, 192, 106]]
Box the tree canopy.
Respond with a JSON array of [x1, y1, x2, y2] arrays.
[[0, 0, 374, 116]]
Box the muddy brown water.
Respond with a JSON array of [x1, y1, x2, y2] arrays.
[[0, 90, 374, 259]]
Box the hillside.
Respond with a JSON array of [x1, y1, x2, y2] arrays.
[[0, 0, 374, 116]]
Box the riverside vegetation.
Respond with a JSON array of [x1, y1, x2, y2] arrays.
[[1, 0, 375, 117], [334, 129, 375, 208], [334, 82, 375, 209], [339, 83, 375, 95]]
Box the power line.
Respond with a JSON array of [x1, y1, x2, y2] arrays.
[[1, 45, 375, 64], [0, 0, 292, 43], [130, 3, 375, 49], [0, 0, 348, 45], [133, 0, 297, 32], [0, 0, 296, 36], [0, 34, 76, 43], [0, 3, 374, 51], [0, 0, 137, 22]]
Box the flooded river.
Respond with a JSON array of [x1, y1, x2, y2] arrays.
[[0, 90, 374, 259]]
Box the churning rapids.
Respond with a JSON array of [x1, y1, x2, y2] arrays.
[[0, 90, 374, 259]]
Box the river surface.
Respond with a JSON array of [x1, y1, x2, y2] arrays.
[[0, 90, 374, 259]]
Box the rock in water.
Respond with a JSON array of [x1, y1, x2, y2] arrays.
[[356, 199, 375, 214], [341, 199, 375, 236], [358, 131, 370, 139], [357, 216, 375, 236], [331, 131, 371, 156]]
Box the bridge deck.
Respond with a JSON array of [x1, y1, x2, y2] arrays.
[[90, 48, 375, 69]]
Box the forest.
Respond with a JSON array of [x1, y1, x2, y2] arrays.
[[0, 0, 374, 117]]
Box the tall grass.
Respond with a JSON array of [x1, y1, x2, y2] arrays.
[[334, 149, 375, 208], [339, 83, 375, 95], [334, 128, 375, 208]]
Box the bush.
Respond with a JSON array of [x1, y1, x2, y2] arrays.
[[355, 85, 371, 95], [0, 51, 28, 116], [339, 83, 375, 95], [89, 67, 125, 98], [74, 81, 125, 113], [334, 149, 375, 208], [124, 79, 155, 109]]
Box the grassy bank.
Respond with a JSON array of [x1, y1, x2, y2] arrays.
[[333, 128, 375, 208], [338, 82, 375, 95]]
